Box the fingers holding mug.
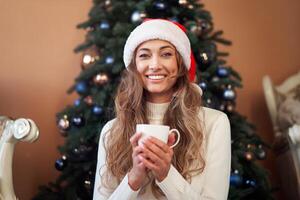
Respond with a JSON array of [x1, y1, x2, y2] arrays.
[[169, 129, 180, 148], [167, 133, 176, 147]]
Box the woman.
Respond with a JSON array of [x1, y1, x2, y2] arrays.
[[93, 19, 231, 200]]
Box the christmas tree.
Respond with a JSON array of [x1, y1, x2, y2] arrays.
[[34, 0, 274, 199]]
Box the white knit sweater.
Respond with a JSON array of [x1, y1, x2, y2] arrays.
[[93, 102, 231, 200]]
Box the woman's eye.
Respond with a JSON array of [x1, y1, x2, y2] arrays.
[[138, 54, 149, 58], [162, 52, 172, 57]]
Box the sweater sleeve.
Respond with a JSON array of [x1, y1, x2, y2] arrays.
[[156, 112, 231, 200], [93, 120, 140, 200]]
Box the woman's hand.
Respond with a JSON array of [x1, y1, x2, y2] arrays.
[[139, 134, 176, 182], [128, 132, 148, 191]]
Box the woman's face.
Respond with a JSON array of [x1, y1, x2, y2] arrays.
[[135, 39, 179, 103]]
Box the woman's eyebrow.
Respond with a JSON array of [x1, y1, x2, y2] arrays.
[[137, 45, 175, 52], [137, 48, 150, 52], [160, 45, 175, 50]]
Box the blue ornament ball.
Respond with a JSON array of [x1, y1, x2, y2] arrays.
[[72, 116, 85, 127], [75, 81, 88, 95], [92, 105, 103, 115], [230, 174, 243, 187], [55, 156, 67, 171], [131, 11, 142, 23], [100, 20, 110, 29], [105, 56, 114, 64], [223, 88, 236, 101], [154, 0, 167, 10], [245, 179, 257, 188], [74, 99, 81, 106], [217, 66, 229, 78], [198, 81, 207, 90]]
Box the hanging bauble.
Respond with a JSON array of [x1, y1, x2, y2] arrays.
[[57, 115, 70, 134], [104, 0, 111, 7], [204, 98, 213, 108], [217, 66, 229, 78], [199, 19, 213, 35], [179, 0, 188, 5], [198, 44, 217, 70], [105, 56, 114, 64], [84, 96, 93, 106], [75, 81, 89, 95], [198, 81, 208, 91], [103, 0, 112, 11], [84, 177, 92, 191], [55, 155, 67, 171], [93, 73, 109, 85], [131, 10, 147, 23], [219, 103, 226, 112], [81, 46, 100, 70], [230, 173, 243, 187], [244, 179, 257, 188], [256, 148, 267, 160], [225, 101, 235, 113], [187, 4, 194, 9], [223, 86, 236, 101], [153, 0, 168, 11], [99, 20, 110, 30], [92, 105, 104, 116], [200, 52, 209, 65], [72, 116, 85, 127], [74, 99, 81, 107], [187, 22, 202, 35], [211, 76, 220, 83], [244, 151, 255, 161]]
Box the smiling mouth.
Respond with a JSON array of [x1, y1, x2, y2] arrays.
[[146, 75, 167, 80]]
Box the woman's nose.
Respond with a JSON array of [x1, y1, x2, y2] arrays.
[[149, 55, 161, 70]]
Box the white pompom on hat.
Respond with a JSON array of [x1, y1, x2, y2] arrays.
[[123, 19, 192, 70]]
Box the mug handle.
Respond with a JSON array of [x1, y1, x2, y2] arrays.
[[169, 129, 180, 148]]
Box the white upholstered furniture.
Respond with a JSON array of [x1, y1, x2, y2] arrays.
[[263, 70, 300, 200], [0, 116, 39, 200]]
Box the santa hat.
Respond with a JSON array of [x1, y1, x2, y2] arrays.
[[123, 19, 196, 81]]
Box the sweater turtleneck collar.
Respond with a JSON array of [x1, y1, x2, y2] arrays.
[[146, 101, 170, 125]]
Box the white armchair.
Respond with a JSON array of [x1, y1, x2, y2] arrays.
[[263, 70, 300, 199], [0, 116, 39, 200]]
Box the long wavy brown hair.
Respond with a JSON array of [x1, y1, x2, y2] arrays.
[[102, 47, 205, 197]]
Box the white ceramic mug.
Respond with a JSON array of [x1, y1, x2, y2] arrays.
[[136, 124, 180, 148]]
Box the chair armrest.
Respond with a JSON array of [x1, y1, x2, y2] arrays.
[[0, 117, 39, 200]]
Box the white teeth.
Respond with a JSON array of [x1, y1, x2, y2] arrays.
[[147, 75, 165, 80]]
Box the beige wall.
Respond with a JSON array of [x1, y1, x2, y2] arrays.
[[0, 1, 92, 199], [203, 0, 300, 199], [0, 0, 299, 199]]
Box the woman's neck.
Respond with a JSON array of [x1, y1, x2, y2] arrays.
[[145, 92, 173, 103]]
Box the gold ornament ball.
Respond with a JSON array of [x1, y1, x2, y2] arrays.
[[84, 96, 93, 106], [190, 23, 202, 35], [188, 4, 194, 9], [226, 102, 235, 112], [81, 46, 100, 70], [93, 73, 109, 85], [104, 0, 112, 11], [179, 0, 188, 5], [58, 115, 70, 133], [245, 151, 254, 161], [140, 11, 147, 20]]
